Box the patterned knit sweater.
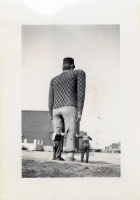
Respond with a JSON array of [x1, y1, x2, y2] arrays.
[[48, 69, 86, 117]]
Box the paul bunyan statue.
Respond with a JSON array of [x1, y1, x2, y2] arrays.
[[48, 57, 86, 161]]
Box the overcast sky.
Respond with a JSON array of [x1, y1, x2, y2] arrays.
[[22, 25, 120, 148]]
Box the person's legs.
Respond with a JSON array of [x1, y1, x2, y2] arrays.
[[53, 146, 56, 160], [62, 106, 77, 161], [55, 136, 65, 160], [81, 144, 86, 162], [53, 141, 58, 160], [85, 144, 89, 163], [53, 152, 56, 160]]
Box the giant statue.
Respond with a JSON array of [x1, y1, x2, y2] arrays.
[[48, 57, 86, 161]]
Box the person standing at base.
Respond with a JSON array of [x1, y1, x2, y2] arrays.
[[76, 132, 92, 163], [48, 57, 86, 161], [52, 127, 68, 161]]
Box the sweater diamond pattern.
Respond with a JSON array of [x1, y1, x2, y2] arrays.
[[48, 70, 86, 116]]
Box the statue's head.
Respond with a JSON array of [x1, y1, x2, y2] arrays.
[[62, 57, 75, 71]]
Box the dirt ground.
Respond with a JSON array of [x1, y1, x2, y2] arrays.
[[22, 151, 120, 178]]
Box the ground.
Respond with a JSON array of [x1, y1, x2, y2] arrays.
[[22, 151, 120, 178]]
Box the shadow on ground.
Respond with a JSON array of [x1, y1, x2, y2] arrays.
[[89, 161, 112, 165], [22, 158, 121, 178]]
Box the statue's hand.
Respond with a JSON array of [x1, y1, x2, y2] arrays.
[[75, 115, 82, 122]]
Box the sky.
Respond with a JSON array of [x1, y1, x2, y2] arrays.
[[22, 25, 120, 149]]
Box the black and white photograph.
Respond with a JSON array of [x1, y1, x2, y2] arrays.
[[22, 25, 120, 177], [1, 0, 140, 199]]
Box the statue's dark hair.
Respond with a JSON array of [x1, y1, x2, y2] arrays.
[[62, 63, 75, 71]]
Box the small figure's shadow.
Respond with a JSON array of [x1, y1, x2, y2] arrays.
[[88, 161, 112, 165], [88, 161, 120, 167]]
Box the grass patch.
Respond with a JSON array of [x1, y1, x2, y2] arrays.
[[22, 158, 120, 178]]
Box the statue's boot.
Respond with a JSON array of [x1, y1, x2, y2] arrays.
[[66, 152, 75, 162]]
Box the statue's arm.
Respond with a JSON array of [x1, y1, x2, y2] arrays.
[[88, 136, 92, 140], [77, 70, 86, 115], [48, 79, 54, 119]]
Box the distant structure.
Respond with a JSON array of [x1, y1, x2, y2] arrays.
[[22, 110, 80, 152], [105, 142, 121, 153]]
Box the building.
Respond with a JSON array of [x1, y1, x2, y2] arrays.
[[112, 143, 119, 150], [22, 110, 80, 152], [105, 142, 121, 153], [105, 146, 109, 151], [118, 142, 121, 151]]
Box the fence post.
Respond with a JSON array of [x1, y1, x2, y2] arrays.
[[34, 139, 37, 151], [40, 141, 44, 151], [24, 139, 27, 144], [37, 140, 40, 151]]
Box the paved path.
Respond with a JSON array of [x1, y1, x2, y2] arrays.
[[22, 151, 120, 168]]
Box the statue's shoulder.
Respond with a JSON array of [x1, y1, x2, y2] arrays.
[[51, 75, 60, 82], [75, 69, 86, 75]]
